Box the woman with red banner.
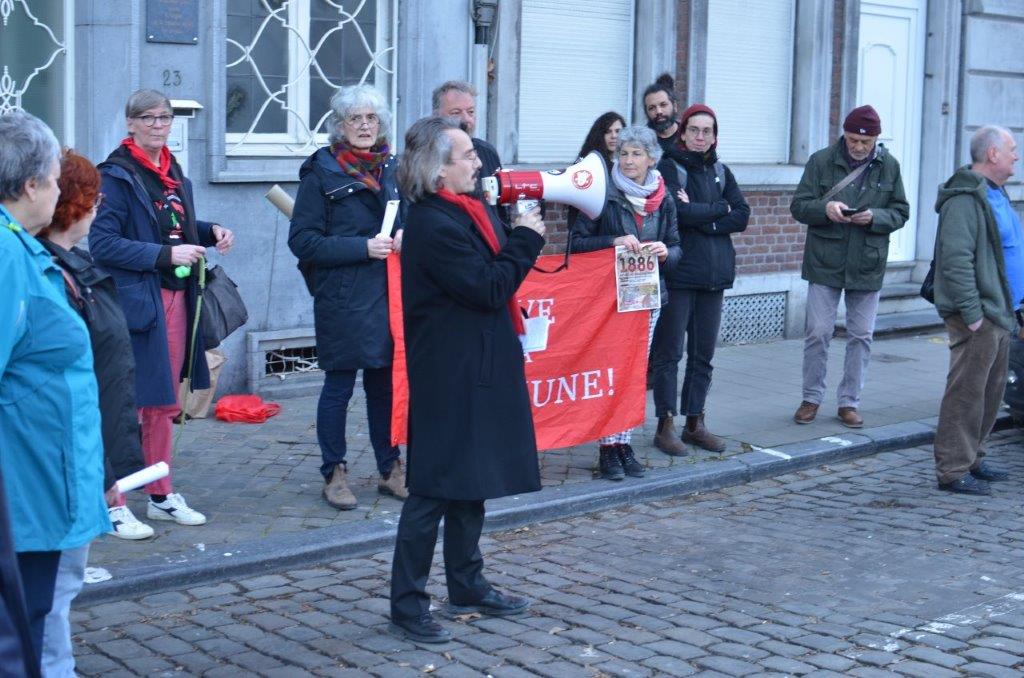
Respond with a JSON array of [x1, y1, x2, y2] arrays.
[[571, 125, 681, 482], [388, 116, 546, 644]]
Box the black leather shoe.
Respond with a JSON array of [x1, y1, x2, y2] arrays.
[[970, 461, 1009, 482], [389, 614, 452, 643], [447, 589, 530, 617], [938, 474, 992, 496]]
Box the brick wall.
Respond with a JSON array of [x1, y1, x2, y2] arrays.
[[736, 192, 807, 275]]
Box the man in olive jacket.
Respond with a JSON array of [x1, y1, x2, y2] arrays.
[[932, 126, 1020, 495], [790, 106, 909, 428]]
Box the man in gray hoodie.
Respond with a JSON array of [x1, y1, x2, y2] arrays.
[[932, 125, 1021, 495]]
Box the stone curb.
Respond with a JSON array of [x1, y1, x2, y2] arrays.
[[77, 414, 1013, 605]]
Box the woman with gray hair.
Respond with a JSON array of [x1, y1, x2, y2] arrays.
[[91, 89, 235, 531], [0, 109, 110, 673], [288, 83, 405, 509], [571, 125, 682, 481]]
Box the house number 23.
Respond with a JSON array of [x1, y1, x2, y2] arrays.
[[163, 70, 183, 87]]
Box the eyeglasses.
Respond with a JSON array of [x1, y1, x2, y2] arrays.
[[133, 114, 173, 127], [93, 193, 105, 209], [343, 113, 380, 128]]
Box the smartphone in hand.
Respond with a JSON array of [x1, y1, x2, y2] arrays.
[[841, 206, 867, 217]]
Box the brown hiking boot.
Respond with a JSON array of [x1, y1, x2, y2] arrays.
[[793, 401, 819, 424], [378, 458, 409, 500], [323, 465, 357, 510], [654, 417, 688, 456], [837, 407, 864, 428], [681, 414, 727, 453]]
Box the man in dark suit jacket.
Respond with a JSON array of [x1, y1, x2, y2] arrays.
[[389, 116, 546, 643]]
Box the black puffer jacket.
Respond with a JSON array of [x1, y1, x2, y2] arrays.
[[288, 147, 402, 371], [41, 241, 145, 490], [570, 179, 682, 306], [658, 146, 749, 290]]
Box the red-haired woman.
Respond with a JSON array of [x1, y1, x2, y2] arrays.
[[36, 149, 148, 675]]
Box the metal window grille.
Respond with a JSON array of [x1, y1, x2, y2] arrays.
[[265, 345, 320, 378], [719, 292, 787, 345], [225, 0, 396, 155], [0, 0, 72, 142]]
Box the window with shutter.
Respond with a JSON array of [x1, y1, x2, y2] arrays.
[[705, 0, 795, 164], [517, 0, 634, 164]]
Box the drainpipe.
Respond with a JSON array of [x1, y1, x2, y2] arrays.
[[471, 0, 497, 139]]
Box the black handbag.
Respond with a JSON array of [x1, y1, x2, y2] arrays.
[[201, 265, 248, 349], [920, 259, 935, 304]]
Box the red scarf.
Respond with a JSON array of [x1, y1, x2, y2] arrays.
[[331, 141, 390, 192], [121, 137, 180, 190], [436, 189, 525, 335]]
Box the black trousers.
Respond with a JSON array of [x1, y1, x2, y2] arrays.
[[390, 494, 490, 621], [15, 551, 60, 670], [650, 289, 724, 417]]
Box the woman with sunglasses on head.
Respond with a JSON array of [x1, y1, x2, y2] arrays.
[[91, 89, 235, 529]]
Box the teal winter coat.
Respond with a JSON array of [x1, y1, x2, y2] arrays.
[[0, 206, 111, 552]]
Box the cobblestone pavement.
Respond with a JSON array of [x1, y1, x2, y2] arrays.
[[74, 430, 1024, 677], [89, 332, 952, 572]]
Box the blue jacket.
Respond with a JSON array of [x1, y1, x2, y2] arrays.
[[90, 155, 216, 406], [288, 148, 402, 371], [0, 207, 111, 552]]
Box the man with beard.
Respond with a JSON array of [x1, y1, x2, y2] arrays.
[[790, 105, 909, 428], [643, 73, 682, 154], [651, 104, 749, 455]]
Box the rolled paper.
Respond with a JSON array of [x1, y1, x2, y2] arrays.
[[265, 184, 295, 219], [116, 462, 170, 494]]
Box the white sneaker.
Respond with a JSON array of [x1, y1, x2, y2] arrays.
[[107, 505, 155, 540], [147, 493, 207, 526]]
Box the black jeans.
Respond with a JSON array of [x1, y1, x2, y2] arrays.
[[16, 551, 60, 671], [317, 368, 400, 479], [390, 494, 491, 621], [650, 289, 724, 417]]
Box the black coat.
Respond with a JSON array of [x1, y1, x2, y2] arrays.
[[288, 148, 402, 371], [570, 180, 683, 306], [400, 195, 544, 500], [658, 148, 750, 291], [41, 242, 145, 490]]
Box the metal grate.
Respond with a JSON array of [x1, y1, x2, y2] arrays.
[[264, 345, 320, 378], [719, 292, 787, 345]]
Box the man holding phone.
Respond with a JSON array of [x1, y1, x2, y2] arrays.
[[789, 105, 909, 428]]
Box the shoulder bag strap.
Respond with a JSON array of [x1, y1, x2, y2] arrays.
[[821, 161, 871, 203]]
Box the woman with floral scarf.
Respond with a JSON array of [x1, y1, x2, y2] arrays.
[[571, 126, 682, 481], [288, 85, 406, 510]]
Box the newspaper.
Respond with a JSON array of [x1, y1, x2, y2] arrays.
[[614, 245, 660, 312]]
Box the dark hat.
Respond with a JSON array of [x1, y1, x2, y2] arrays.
[[680, 103, 718, 136], [843, 105, 881, 136]]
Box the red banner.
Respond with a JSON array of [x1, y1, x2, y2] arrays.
[[389, 250, 650, 450]]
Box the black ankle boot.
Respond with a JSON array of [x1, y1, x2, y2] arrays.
[[598, 445, 625, 481], [616, 444, 645, 477]]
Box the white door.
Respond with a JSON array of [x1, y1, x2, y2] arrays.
[[857, 0, 926, 263]]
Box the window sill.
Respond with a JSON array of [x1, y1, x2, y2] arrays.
[[208, 154, 308, 184], [728, 164, 805, 189]]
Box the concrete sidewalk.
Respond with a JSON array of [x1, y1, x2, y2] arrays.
[[82, 329, 992, 603]]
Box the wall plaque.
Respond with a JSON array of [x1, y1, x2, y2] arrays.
[[146, 0, 199, 44]]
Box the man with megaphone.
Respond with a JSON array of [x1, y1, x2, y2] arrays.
[[389, 116, 546, 643]]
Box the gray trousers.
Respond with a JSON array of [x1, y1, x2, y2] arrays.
[[41, 544, 88, 678], [803, 283, 880, 409], [933, 316, 1010, 484]]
